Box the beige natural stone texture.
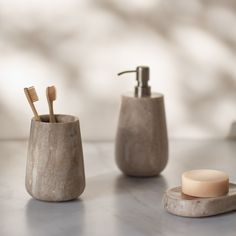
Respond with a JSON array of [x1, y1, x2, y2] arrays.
[[115, 93, 168, 177], [163, 183, 236, 217], [25, 114, 85, 202]]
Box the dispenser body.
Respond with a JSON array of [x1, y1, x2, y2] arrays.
[[115, 93, 168, 177]]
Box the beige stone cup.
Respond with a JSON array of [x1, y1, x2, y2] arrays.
[[25, 114, 85, 202]]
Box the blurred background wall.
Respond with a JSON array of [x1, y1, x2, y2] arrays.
[[0, 0, 236, 141]]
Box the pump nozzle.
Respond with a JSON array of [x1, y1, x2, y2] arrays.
[[117, 70, 136, 76], [117, 66, 151, 97]]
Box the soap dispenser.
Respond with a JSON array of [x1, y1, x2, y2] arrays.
[[115, 66, 168, 177]]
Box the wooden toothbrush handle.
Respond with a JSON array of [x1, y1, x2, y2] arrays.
[[48, 101, 56, 123]]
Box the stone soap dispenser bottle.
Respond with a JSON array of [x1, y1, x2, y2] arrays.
[[115, 66, 168, 177]]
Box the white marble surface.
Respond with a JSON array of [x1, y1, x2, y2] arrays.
[[1, 139, 236, 236]]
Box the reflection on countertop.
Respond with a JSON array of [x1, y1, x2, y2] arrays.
[[1, 139, 236, 236]]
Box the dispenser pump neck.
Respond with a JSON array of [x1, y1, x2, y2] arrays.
[[117, 66, 151, 97]]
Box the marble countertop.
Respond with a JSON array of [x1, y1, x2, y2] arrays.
[[1, 139, 236, 236]]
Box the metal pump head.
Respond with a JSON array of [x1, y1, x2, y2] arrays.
[[117, 66, 151, 97]]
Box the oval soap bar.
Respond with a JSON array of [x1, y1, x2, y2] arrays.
[[182, 169, 229, 198]]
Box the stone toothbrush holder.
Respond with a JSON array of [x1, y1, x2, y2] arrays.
[[25, 114, 85, 202]]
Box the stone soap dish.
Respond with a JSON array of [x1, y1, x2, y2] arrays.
[[163, 183, 236, 217]]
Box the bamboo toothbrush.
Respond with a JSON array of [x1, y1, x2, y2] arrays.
[[46, 86, 57, 123], [24, 86, 41, 121]]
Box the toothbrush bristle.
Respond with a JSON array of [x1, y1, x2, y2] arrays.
[[27, 86, 39, 102], [47, 86, 56, 101]]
